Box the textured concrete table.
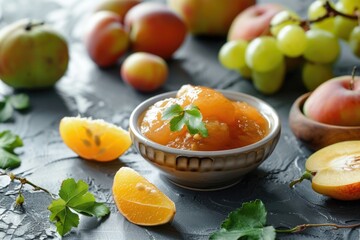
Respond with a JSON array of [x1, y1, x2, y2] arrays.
[[0, 0, 359, 239]]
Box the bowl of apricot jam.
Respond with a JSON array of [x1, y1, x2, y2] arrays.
[[129, 85, 281, 190]]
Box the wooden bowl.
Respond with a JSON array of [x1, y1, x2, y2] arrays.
[[289, 92, 360, 151]]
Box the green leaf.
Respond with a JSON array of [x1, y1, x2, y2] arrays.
[[48, 178, 110, 236], [222, 199, 267, 230], [0, 130, 23, 153], [59, 178, 89, 204], [8, 94, 30, 110], [170, 115, 186, 132], [78, 202, 110, 218], [0, 131, 23, 169], [0, 101, 13, 122], [162, 104, 183, 120], [163, 104, 208, 137], [55, 207, 79, 236], [210, 200, 276, 240], [0, 148, 21, 169]]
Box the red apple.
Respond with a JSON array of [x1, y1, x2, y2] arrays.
[[167, 0, 255, 36], [121, 52, 168, 92], [94, 0, 141, 23], [124, 2, 187, 59], [228, 3, 284, 41], [84, 11, 129, 67], [303, 76, 360, 126]]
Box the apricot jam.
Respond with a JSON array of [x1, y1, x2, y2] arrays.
[[140, 85, 269, 151]]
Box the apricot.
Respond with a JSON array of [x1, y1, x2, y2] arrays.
[[124, 2, 187, 59], [94, 0, 141, 23], [305, 141, 360, 201], [84, 11, 129, 67], [121, 52, 168, 92]]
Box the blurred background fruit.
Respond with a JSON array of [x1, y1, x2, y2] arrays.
[[0, 19, 69, 89], [168, 0, 255, 36]]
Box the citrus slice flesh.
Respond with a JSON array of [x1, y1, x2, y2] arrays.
[[305, 141, 360, 200], [112, 167, 176, 226], [59, 116, 132, 162]]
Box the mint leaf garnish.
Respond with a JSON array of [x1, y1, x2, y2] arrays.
[[0, 93, 30, 122], [210, 199, 276, 240], [0, 130, 23, 169], [48, 178, 110, 236], [162, 104, 208, 137]]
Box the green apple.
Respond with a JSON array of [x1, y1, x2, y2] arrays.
[[0, 19, 69, 89]]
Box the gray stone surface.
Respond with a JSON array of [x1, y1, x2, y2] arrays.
[[0, 0, 359, 239]]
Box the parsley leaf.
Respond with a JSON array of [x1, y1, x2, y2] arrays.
[[210, 199, 276, 240], [0, 130, 23, 169], [0, 93, 30, 122], [48, 178, 110, 236], [162, 104, 208, 137]]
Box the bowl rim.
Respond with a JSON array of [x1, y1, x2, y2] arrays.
[[129, 90, 281, 156], [292, 92, 360, 130]]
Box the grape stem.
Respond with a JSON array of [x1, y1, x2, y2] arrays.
[[0, 171, 56, 199], [294, 0, 358, 29], [276, 222, 360, 233], [25, 21, 45, 31]]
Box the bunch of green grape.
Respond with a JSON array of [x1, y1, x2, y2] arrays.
[[219, 0, 360, 95]]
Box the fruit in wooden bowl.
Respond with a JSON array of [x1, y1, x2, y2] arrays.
[[290, 141, 360, 201], [129, 85, 281, 190], [289, 75, 360, 151]]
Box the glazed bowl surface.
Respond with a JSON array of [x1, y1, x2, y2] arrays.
[[129, 90, 281, 190], [289, 92, 360, 151]]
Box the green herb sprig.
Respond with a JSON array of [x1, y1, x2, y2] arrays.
[[210, 199, 360, 239], [0, 172, 110, 237], [162, 104, 208, 137], [0, 130, 24, 169], [0, 93, 30, 122]]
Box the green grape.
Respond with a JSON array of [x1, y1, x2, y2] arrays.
[[349, 26, 360, 57], [245, 36, 284, 72], [16, 193, 25, 205], [333, 2, 357, 40], [270, 10, 301, 37], [237, 65, 252, 79], [277, 25, 307, 57], [218, 40, 248, 70], [340, 0, 360, 14], [303, 29, 340, 63], [252, 60, 285, 95], [308, 0, 335, 33], [302, 61, 333, 91]]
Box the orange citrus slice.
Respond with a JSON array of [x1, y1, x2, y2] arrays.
[[112, 167, 176, 226], [59, 116, 132, 162]]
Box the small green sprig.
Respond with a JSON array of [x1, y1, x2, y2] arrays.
[[48, 178, 110, 236], [162, 104, 208, 137], [0, 172, 110, 237], [0, 130, 24, 169], [0, 93, 30, 122], [210, 199, 360, 239]]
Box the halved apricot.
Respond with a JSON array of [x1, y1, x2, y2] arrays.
[[59, 116, 132, 162]]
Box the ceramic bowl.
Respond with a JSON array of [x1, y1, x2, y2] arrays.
[[289, 93, 360, 151], [129, 90, 281, 190]]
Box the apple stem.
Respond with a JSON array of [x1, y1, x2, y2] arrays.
[[25, 21, 45, 31], [289, 170, 313, 188], [276, 222, 360, 233], [351, 66, 357, 90]]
